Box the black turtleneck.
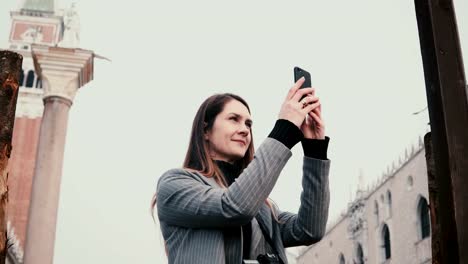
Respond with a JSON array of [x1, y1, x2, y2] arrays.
[[215, 160, 243, 186], [214, 160, 252, 259]]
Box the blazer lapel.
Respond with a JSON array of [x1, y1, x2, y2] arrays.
[[250, 217, 263, 254], [255, 204, 273, 238], [191, 171, 243, 263], [272, 221, 288, 264], [256, 204, 288, 264]]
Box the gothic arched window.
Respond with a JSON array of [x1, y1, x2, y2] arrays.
[[339, 253, 345, 264], [374, 200, 379, 225], [382, 224, 391, 260], [36, 77, 42, 88], [19, 70, 24, 87], [387, 191, 392, 217], [356, 243, 364, 264], [418, 197, 431, 239], [26, 70, 35, 88]]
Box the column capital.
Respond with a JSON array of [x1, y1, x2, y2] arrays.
[[31, 45, 94, 103]]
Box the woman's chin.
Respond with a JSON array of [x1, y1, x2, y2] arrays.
[[228, 152, 245, 162]]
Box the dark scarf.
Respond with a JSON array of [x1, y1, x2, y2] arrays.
[[214, 160, 252, 259]]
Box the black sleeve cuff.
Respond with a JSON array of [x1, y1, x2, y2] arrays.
[[268, 119, 303, 149], [301, 136, 330, 160]]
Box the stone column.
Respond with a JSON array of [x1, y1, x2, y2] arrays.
[[23, 45, 94, 264]]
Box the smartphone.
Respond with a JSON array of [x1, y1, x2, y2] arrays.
[[294, 66, 312, 89]]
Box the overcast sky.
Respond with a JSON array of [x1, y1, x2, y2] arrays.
[[1, 0, 467, 263]]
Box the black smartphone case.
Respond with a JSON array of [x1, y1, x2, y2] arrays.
[[294, 66, 312, 89]]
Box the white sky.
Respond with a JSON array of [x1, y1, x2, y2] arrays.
[[1, 0, 467, 263]]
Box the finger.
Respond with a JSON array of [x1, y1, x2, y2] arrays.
[[311, 104, 322, 118], [303, 95, 319, 105], [309, 112, 325, 128], [308, 102, 322, 117], [302, 100, 321, 113], [287, 77, 305, 100], [306, 113, 315, 126], [299, 96, 319, 109], [300, 116, 308, 129], [309, 111, 323, 126], [293, 87, 316, 102]]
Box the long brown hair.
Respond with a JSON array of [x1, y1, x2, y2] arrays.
[[151, 93, 278, 221]]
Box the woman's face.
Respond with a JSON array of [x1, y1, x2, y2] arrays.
[[205, 99, 252, 163]]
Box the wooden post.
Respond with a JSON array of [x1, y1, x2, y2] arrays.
[[0, 50, 23, 264], [424, 132, 441, 264], [414, 0, 468, 263]]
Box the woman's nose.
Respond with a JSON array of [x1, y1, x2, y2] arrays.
[[238, 125, 250, 135]]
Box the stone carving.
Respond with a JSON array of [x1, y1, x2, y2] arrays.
[[59, 3, 80, 48], [347, 198, 366, 239], [21, 26, 43, 43], [41, 73, 80, 103]]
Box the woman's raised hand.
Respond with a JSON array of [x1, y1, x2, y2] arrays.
[[301, 103, 325, 139], [278, 77, 320, 128]]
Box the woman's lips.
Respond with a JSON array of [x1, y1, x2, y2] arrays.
[[232, 140, 246, 146]]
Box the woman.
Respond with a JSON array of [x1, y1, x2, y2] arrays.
[[152, 77, 330, 264]]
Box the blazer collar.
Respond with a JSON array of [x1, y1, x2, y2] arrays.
[[255, 205, 288, 264]]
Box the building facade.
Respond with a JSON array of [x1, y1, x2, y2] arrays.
[[297, 137, 432, 264]]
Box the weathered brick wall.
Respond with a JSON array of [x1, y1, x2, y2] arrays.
[[7, 116, 42, 248]]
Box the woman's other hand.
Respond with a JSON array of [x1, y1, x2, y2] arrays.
[[278, 77, 320, 128], [301, 102, 325, 139]]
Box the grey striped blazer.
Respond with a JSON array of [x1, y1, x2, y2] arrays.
[[156, 137, 330, 264]]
